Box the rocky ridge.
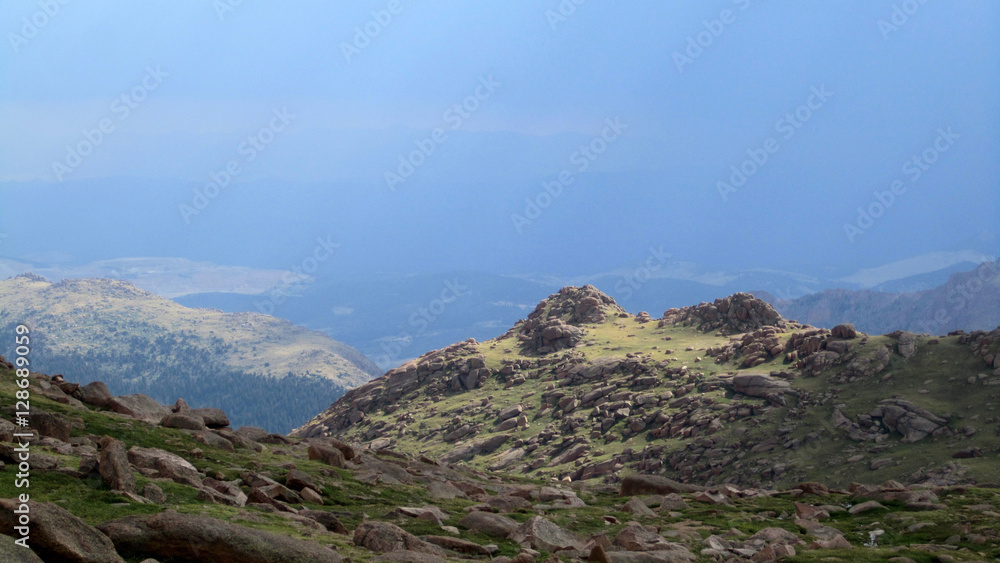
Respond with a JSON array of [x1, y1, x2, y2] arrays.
[[296, 286, 1000, 492]]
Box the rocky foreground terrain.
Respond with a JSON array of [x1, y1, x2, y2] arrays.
[[0, 286, 998, 561], [0, 356, 998, 562]]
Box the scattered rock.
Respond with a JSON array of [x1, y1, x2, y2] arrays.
[[509, 516, 585, 552], [0, 499, 125, 563], [161, 413, 206, 431], [190, 408, 229, 428], [75, 381, 113, 408], [421, 535, 491, 556], [354, 521, 440, 555], [99, 511, 342, 562], [127, 446, 202, 487], [458, 511, 519, 538], [620, 475, 700, 496], [98, 436, 135, 494], [622, 497, 656, 516], [141, 483, 166, 504], [831, 324, 858, 339], [308, 443, 347, 469], [108, 394, 171, 424], [300, 510, 349, 534], [0, 533, 44, 562], [849, 500, 887, 515]]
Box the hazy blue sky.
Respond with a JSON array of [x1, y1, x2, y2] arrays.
[[1, 1, 998, 281]]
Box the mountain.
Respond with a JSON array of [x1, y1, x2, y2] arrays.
[[3, 356, 999, 561], [0, 274, 379, 432], [764, 259, 1000, 335], [294, 285, 1000, 490], [173, 267, 834, 371]]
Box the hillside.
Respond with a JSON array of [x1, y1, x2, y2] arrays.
[[1, 357, 998, 561], [763, 259, 1000, 335], [0, 274, 379, 432], [295, 285, 1000, 491]]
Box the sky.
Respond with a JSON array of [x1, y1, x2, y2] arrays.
[[1, 0, 998, 283]]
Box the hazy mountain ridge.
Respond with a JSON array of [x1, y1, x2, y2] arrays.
[[764, 259, 1000, 335], [0, 274, 379, 432]]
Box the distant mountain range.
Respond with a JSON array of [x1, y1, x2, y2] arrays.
[[756, 259, 1000, 335], [0, 274, 379, 432]]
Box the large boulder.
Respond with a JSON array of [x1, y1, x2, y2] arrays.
[[420, 536, 491, 556], [607, 553, 696, 563], [458, 511, 519, 538], [508, 516, 585, 552], [0, 533, 44, 562], [28, 412, 73, 442], [98, 511, 341, 562], [190, 408, 230, 428], [730, 374, 791, 398], [439, 434, 509, 464], [127, 447, 201, 487], [873, 399, 948, 443], [284, 469, 317, 492], [620, 475, 701, 496], [373, 552, 448, 563], [613, 525, 690, 555], [300, 510, 349, 534], [308, 443, 347, 468], [75, 381, 113, 408], [831, 324, 858, 339], [108, 395, 170, 424], [160, 413, 206, 431], [353, 521, 440, 555], [0, 499, 124, 563], [897, 333, 917, 359], [98, 437, 135, 494]]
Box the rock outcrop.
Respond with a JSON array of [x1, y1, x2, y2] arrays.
[[99, 511, 342, 562], [660, 293, 785, 335]]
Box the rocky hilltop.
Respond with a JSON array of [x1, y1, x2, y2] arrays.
[[295, 286, 1000, 491]]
